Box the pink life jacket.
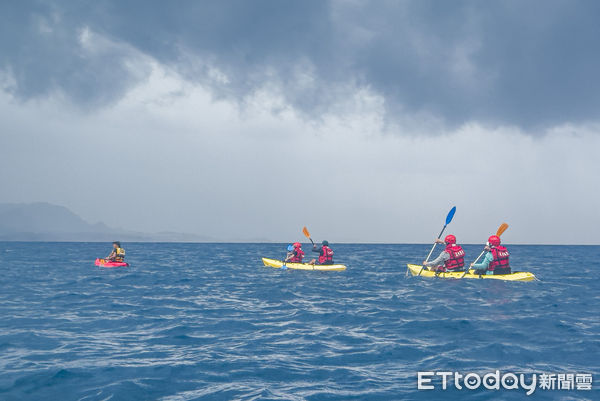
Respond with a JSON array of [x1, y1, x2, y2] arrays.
[[290, 248, 305, 263], [489, 246, 510, 270], [318, 246, 334, 264], [443, 244, 465, 271]]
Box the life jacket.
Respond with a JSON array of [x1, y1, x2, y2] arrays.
[[489, 246, 509, 270], [443, 244, 465, 271], [115, 247, 126, 262], [290, 248, 305, 263], [318, 245, 334, 264]]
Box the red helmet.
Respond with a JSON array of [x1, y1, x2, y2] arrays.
[[488, 235, 501, 247], [444, 234, 456, 245], [293, 242, 302, 248]]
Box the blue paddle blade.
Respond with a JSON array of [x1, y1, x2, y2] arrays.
[[445, 206, 457, 225], [281, 264, 287, 270]]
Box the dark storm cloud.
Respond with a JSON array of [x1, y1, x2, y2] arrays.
[[0, 1, 148, 106], [2, 0, 600, 128]]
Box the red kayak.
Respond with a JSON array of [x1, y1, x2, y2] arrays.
[[95, 258, 129, 268]]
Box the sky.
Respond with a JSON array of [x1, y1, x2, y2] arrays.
[[1, 0, 599, 244]]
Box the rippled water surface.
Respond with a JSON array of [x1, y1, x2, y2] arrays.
[[1, 242, 599, 400]]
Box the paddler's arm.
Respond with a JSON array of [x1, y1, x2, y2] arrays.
[[423, 251, 449, 268], [312, 246, 321, 254], [471, 252, 493, 270]]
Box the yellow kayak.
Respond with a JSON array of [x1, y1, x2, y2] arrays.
[[262, 258, 347, 271], [406, 264, 536, 282]]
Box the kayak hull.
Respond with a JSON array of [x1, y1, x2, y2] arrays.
[[406, 264, 536, 282], [95, 258, 129, 268], [262, 257, 346, 271]]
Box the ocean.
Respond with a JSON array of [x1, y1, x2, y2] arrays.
[[0, 242, 598, 400]]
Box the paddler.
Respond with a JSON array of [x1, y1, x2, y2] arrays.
[[471, 235, 511, 275], [422, 234, 465, 272], [308, 240, 334, 265], [284, 244, 295, 262], [106, 241, 126, 262], [285, 242, 305, 263]]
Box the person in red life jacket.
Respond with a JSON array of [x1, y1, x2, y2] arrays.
[[308, 240, 334, 265], [285, 242, 305, 263], [422, 234, 466, 272], [471, 235, 511, 275]]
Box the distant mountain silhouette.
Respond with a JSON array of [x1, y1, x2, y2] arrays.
[[0, 202, 215, 242]]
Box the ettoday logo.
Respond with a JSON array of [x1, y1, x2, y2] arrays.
[[417, 371, 593, 395]]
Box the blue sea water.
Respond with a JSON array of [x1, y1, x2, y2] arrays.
[[0, 242, 598, 401]]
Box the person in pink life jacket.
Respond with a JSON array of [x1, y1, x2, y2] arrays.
[[285, 242, 305, 263], [471, 235, 511, 275], [307, 240, 334, 265], [422, 234, 466, 272]]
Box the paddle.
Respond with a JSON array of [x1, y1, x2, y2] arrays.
[[302, 226, 315, 246], [461, 222, 509, 278], [417, 206, 457, 276]]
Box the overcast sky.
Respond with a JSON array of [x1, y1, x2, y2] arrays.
[[1, 0, 599, 244]]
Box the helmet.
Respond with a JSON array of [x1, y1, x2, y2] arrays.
[[113, 241, 121, 247], [322, 240, 329, 246], [488, 235, 501, 247], [293, 242, 302, 248], [444, 235, 456, 245], [287, 244, 294, 251]]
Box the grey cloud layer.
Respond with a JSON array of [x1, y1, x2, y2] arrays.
[[2, 0, 600, 128]]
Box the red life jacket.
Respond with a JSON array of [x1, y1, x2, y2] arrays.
[[290, 248, 305, 263], [489, 246, 510, 270], [318, 246, 334, 264], [443, 244, 465, 271]]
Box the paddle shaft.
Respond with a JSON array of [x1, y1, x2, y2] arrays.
[[417, 223, 448, 276], [472, 250, 486, 265], [460, 249, 486, 278], [426, 224, 448, 262]]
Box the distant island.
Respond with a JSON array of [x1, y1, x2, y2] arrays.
[[0, 202, 215, 242]]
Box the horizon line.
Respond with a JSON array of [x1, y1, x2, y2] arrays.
[[0, 240, 598, 246]]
